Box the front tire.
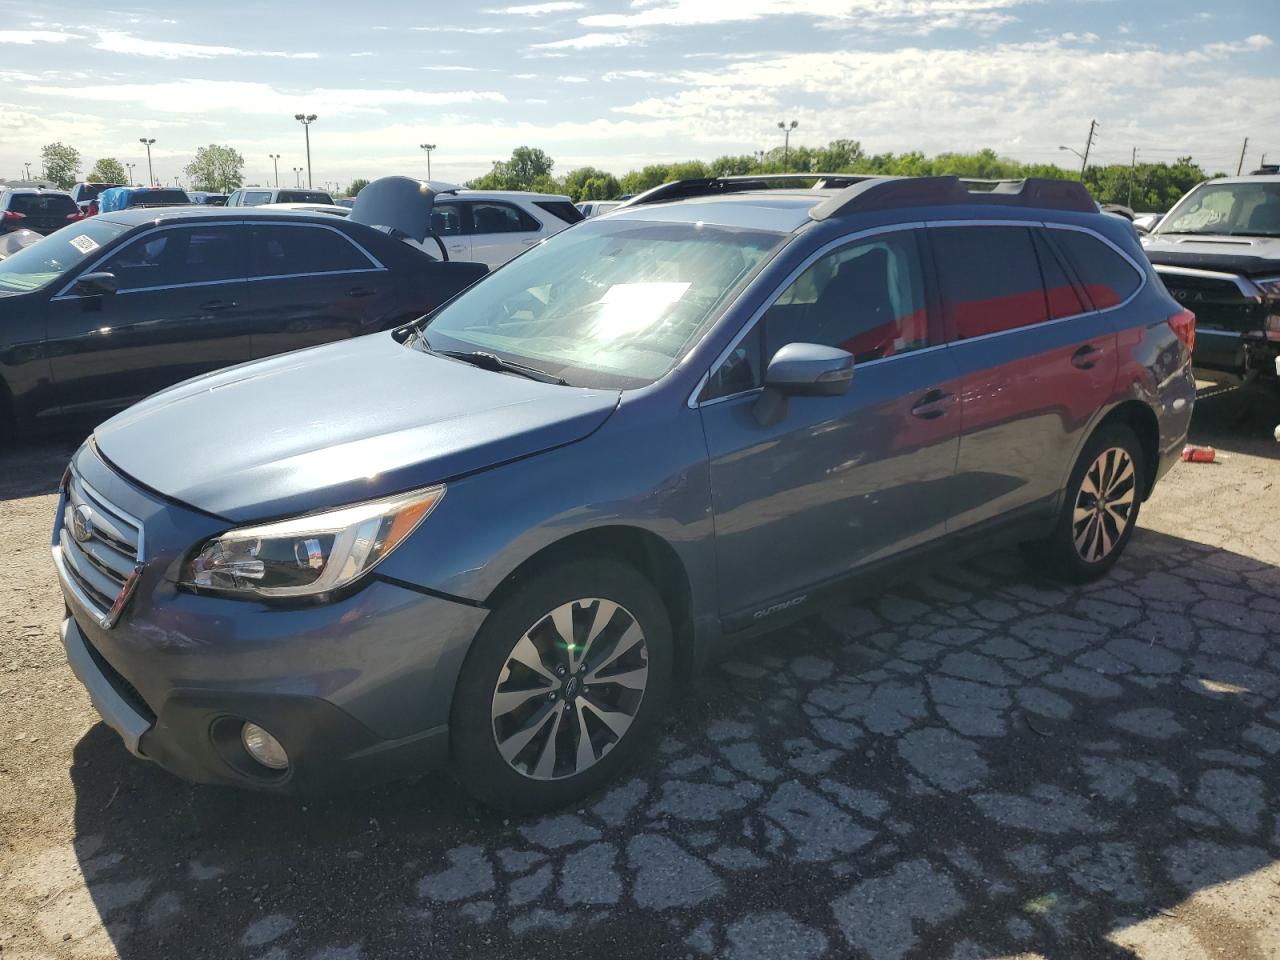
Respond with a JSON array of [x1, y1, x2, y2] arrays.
[[1026, 423, 1145, 583], [450, 558, 672, 814]]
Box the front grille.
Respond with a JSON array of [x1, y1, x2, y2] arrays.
[[57, 472, 144, 625], [1154, 269, 1265, 333]]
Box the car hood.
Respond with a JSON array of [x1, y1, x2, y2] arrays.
[[93, 333, 620, 522], [1142, 234, 1280, 278]]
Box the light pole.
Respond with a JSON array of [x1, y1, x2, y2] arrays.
[[125, 162, 135, 185], [777, 120, 798, 167], [23, 162, 31, 180], [269, 153, 281, 187], [420, 143, 436, 180], [293, 166, 303, 187], [293, 113, 316, 188], [139, 137, 156, 185]]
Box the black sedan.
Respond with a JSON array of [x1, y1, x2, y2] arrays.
[[0, 207, 487, 437]]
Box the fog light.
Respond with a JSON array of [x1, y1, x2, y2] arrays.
[[241, 722, 289, 770]]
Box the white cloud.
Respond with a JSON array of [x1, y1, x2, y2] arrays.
[[93, 31, 319, 59], [580, 0, 1024, 30], [602, 69, 663, 80], [557, 75, 590, 83], [25, 79, 508, 116], [489, 1, 585, 13], [0, 29, 78, 44], [420, 65, 484, 71], [531, 32, 643, 49]]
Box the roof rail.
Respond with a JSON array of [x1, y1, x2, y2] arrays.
[[809, 175, 1097, 220], [617, 173, 878, 208]]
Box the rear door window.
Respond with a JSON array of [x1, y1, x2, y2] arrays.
[[931, 225, 1047, 339], [97, 227, 245, 291], [1032, 230, 1087, 319], [1048, 229, 1142, 310], [251, 225, 376, 277], [466, 201, 540, 234]]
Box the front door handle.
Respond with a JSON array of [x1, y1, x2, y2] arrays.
[[910, 388, 956, 419], [1071, 344, 1103, 369], [346, 286, 376, 298], [199, 299, 235, 311]]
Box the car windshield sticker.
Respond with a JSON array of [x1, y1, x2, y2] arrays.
[[594, 282, 692, 336], [68, 235, 100, 255]]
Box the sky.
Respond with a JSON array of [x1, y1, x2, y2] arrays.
[[0, 0, 1277, 190]]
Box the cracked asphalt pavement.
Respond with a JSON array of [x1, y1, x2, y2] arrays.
[[2, 386, 1279, 960]]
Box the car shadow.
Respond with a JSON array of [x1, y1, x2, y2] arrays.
[[52, 523, 1279, 960], [0, 436, 80, 500], [1190, 382, 1280, 459]]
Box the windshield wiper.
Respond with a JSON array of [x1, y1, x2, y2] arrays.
[[437, 350, 569, 386]]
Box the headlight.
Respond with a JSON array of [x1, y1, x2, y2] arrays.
[[182, 485, 444, 599]]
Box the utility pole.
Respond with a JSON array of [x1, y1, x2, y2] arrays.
[[294, 114, 317, 187], [420, 143, 436, 180], [1236, 137, 1248, 176], [1079, 119, 1097, 181], [139, 137, 156, 186], [1127, 146, 1136, 208]]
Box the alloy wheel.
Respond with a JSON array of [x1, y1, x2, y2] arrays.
[[490, 598, 649, 781], [1072, 446, 1137, 563]]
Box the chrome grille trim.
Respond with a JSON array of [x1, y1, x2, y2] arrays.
[[54, 469, 145, 629]]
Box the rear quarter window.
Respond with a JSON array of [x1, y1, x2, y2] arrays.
[[1049, 229, 1142, 309], [534, 200, 584, 224]]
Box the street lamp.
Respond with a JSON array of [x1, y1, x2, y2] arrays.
[[125, 162, 135, 185], [777, 120, 798, 167], [269, 153, 281, 187], [293, 166, 303, 187], [139, 137, 156, 186], [23, 162, 31, 180], [420, 143, 437, 180], [293, 113, 317, 188]]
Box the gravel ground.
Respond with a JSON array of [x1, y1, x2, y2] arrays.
[[1, 386, 1279, 960]]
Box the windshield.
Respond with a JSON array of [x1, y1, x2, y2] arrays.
[[421, 219, 786, 388], [277, 190, 333, 204], [0, 219, 129, 295], [1156, 181, 1280, 237]]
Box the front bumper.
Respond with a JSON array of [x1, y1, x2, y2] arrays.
[[53, 445, 489, 793]]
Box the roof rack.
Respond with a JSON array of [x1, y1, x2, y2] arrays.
[[617, 173, 1096, 218], [618, 173, 879, 208]]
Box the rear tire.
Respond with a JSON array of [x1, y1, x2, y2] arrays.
[[1024, 423, 1145, 583], [450, 558, 672, 814]]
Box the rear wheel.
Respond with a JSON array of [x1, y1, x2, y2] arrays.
[[450, 558, 672, 813], [1025, 423, 1145, 583]]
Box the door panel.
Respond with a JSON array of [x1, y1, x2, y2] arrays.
[[47, 226, 253, 418], [931, 224, 1118, 531], [246, 224, 390, 357], [699, 229, 962, 618]]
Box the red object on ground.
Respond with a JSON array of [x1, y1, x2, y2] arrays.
[[1182, 444, 1216, 463]]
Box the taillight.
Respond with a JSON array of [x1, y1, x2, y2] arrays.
[[1, 211, 25, 222], [1167, 308, 1196, 353], [66, 211, 86, 222]]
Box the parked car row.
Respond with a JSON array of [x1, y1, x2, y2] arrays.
[[45, 170, 1197, 812]]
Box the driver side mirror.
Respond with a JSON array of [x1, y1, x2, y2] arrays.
[[74, 272, 118, 297], [754, 342, 854, 427]]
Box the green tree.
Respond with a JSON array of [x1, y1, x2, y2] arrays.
[[183, 144, 245, 194], [88, 157, 127, 185], [40, 142, 81, 189], [468, 146, 558, 192], [561, 166, 620, 201], [347, 178, 371, 197]]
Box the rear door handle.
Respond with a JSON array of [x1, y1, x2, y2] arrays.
[[1071, 344, 1102, 369], [199, 299, 235, 311], [346, 286, 376, 298], [910, 388, 956, 419]]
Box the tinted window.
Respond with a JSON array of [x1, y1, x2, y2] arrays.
[[243, 191, 273, 206], [431, 203, 464, 236], [127, 189, 189, 207], [1032, 230, 1087, 319], [1049, 229, 1141, 310], [226, 191, 242, 206], [252, 225, 373, 276], [468, 201, 539, 234], [277, 190, 334, 204], [534, 200, 584, 224], [932, 226, 1047, 339], [8, 193, 78, 216], [98, 227, 244, 291], [705, 230, 929, 400]]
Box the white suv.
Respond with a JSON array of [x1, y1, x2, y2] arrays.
[[429, 190, 582, 269]]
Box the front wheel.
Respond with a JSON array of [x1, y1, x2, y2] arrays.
[[450, 558, 672, 814], [1025, 423, 1145, 583]]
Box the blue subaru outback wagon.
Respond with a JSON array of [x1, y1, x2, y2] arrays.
[[54, 174, 1196, 811]]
